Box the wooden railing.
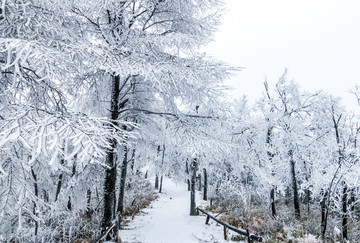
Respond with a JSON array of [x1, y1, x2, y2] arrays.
[[94, 213, 121, 243], [196, 207, 263, 242]]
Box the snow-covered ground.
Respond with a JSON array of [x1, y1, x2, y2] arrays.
[[119, 177, 238, 243]]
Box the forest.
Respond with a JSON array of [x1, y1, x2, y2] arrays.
[[1, 0, 360, 242]]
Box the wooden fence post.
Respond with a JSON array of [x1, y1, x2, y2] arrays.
[[247, 228, 252, 243], [196, 207, 263, 242], [203, 168, 207, 201], [205, 216, 210, 225]]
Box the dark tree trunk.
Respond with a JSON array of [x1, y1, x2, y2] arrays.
[[86, 189, 92, 219], [155, 174, 159, 190], [289, 150, 300, 219], [158, 145, 165, 193], [270, 187, 276, 218], [203, 168, 207, 201], [350, 188, 356, 212], [43, 189, 49, 203], [306, 189, 311, 215], [67, 196, 72, 210], [284, 187, 290, 205], [159, 175, 163, 193], [198, 174, 202, 191], [190, 158, 197, 215], [321, 190, 328, 241], [216, 180, 220, 196], [266, 126, 276, 217], [67, 159, 77, 211], [55, 173, 63, 202], [342, 183, 348, 241], [72, 156, 77, 176], [101, 74, 121, 234], [102, 151, 117, 234], [145, 170, 148, 179], [185, 160, 189, 174], [117, 145, 128, 214], [55, 156, 65, 202], [130, 148, 136, 172], [186, 159, 190, 191], [31, 167, 38, 236]]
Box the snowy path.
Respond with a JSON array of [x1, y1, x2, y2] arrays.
[[119, 177, 232, 243]]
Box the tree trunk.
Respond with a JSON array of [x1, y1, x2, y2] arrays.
[[203, 168, 207, 201], [289, 150, 300, 219], [266, 126, 276, 217], [306, 189, 311, 216], [155, 174, 159, 189], [321, 190, 328, 241], [185, 160, 189, 174], [186, 159, 191, 191], [86, 189, 92, 219], [130, 148, 136, 172], [342, 182, 348, 241], [198, 174, 202, 191], [190, 158, 197, 215], [159, 175, 163, 193], [31, 167, 38, 237], [55, 173, 63, 202], [270, 187, 276, 217], [102, 151, 117, 235], [101, 74, 121, 234], [158, 145, 165, 193], [117, 145, 128, 214], [55, 156, 65, 202], [67, 196, 72, 210], [67, 159, 77, 211], [350, 188, 356, 212]]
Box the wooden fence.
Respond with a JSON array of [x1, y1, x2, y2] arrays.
[[196, 207, 263, 242]]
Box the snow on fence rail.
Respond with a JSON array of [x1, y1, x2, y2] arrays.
[[196, 207, 263, 242]]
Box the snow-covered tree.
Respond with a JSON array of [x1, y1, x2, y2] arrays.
[[1, 0, 233, 240]]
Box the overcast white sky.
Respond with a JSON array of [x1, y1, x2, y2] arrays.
[[205, 0, 360, 112]]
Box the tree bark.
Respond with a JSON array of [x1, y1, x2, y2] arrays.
[[86, 189, 92, 219], [198, 174, 202, 191], [159, 175, 163, 193], [203, 168, 207, 201], [350, 188, 356, 212], [270, 187, 276, 218], [117, 145, 128, 214], [342, 182, 348, 241], [266, 125, 276, 217], [158, 145, 165, 193], [67, 158, 77, 211], [306, 189, 311, 215], [55, 156, 65, 202], [55, 173, 63, 202], [190, 158, 197, 215], [289, 150, 300, 219], [130, 148, 136, 172], [155, 174, 159, 190], [31, 167, 38, 236], [185, 160, 189, 174], [67, 196, 72, 211], [321, 190, 328, 241], [101, 74, 120, 234]]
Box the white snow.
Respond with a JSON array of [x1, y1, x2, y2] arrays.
[[119, 177, 239, 243]]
